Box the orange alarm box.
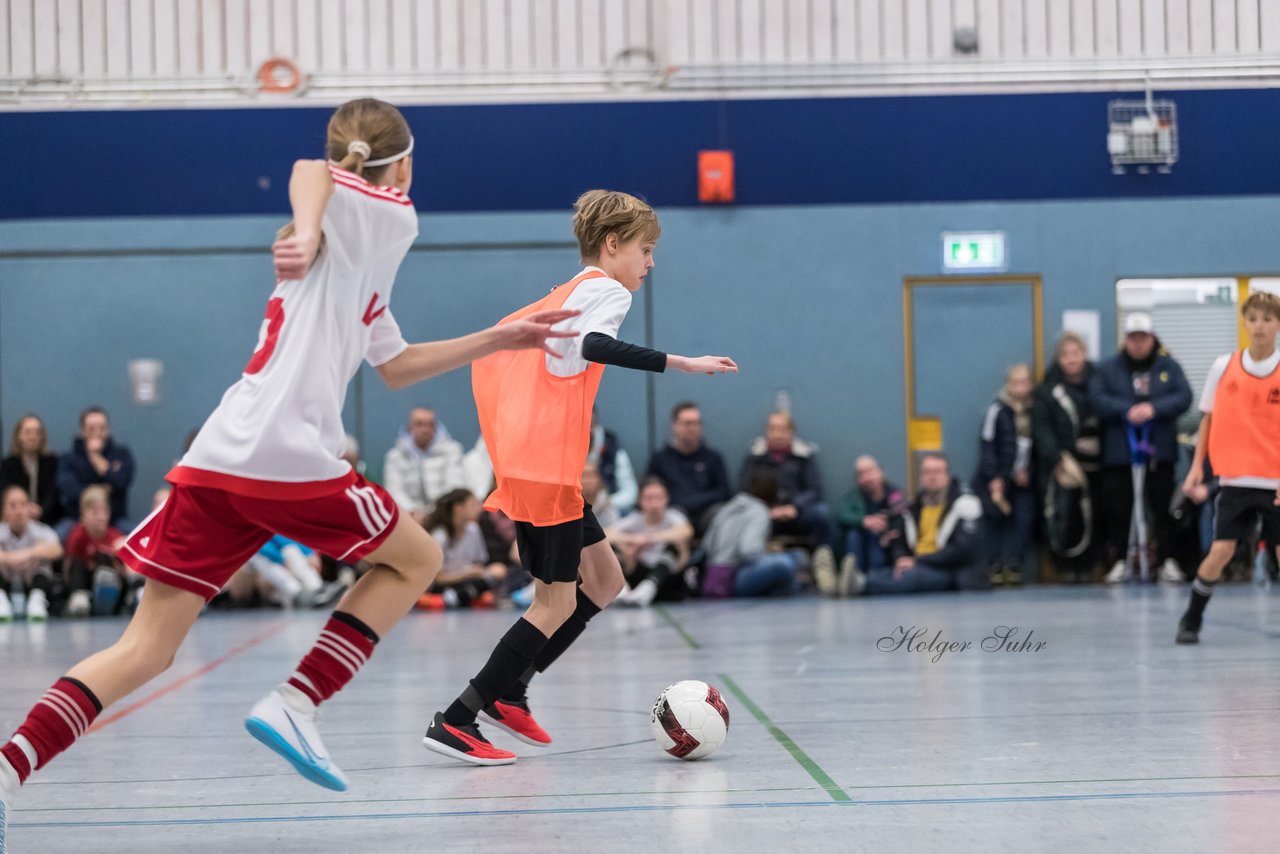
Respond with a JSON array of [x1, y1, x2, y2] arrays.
[[698, 150, 735, 203]]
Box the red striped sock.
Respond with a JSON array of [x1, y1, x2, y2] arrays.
[[1, 677, 102, 785], [286, 612, 379, 706]]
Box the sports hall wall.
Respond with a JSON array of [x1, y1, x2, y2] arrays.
[[3, 89, 1280, 519]]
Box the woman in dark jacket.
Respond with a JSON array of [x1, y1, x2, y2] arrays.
[[0, 414, 62, 525], [975, 364, 1036, 585], [1032, 332, 1101, 581]]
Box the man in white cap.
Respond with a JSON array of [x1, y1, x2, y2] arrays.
[[1089, 312, 1193, 582]]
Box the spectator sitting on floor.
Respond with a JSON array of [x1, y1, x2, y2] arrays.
[[418, 488, 507, 610], [0, 485, 63, 622], [582, 461, 620, 529], [608, 477, 695, 608], [701, 471, 805, 598], [739, 411, 836, 592], [0, 414, 63, 526], [835, 455, 908, 584], [1089, 313, 1193, 583], [645, 401, 732, 535], [63, 485, 136, 617], [382, 406, 467, 525], [845, 452, 987, 596], [57, 406, 135, 536], [976, 364, 1037, 587], [588, 411, 638, 514], [245, 535, 339, 609]]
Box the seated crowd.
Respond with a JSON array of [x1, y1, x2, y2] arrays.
[[2, 316, 1250, 619]]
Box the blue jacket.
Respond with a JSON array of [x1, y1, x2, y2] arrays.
[[1088, 345, 1192, 467], [57, 437, 135, 525]]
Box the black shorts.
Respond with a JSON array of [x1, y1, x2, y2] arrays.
[[1213, 486, 1280, 544], [514, 503, 606, 584]]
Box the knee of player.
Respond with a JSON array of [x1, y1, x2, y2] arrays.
[[1208, 540, 1236, 562]]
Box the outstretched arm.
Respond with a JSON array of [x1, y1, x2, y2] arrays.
[[581, 332, 737, 375], [273, 160, 334, 280], [376, 310, 581, 390]]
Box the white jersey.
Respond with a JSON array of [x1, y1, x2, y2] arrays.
[[171, 165, 418, 499], [544, 267, 633, 377]]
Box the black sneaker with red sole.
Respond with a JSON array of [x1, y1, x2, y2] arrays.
[[422, 711, 517, 766]]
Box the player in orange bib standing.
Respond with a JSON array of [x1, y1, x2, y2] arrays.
[[422, 190, 738, 764], [1176, 291, 1280, 644], [0, 99, 578, 843]]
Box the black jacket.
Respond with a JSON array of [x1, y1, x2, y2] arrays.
[[0, 454, 63, 525], [886, 478, 988, 591], [739, 437, 823, 512], [57, 437, 135, 524], [647, 443, 732, 520], [1089, 343, 1192, 467], [1032, 362, 1101, 484]]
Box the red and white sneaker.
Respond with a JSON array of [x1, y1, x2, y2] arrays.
[[479, 698, 552, 747], [422, 712, 516, 766]]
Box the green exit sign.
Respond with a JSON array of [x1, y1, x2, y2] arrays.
[[942, 232, 1006, 271]]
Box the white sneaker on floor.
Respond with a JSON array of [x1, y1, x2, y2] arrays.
[[65, 589, 91, 618], [812, 545, 837, 596], [613, 584, 636, 606], [244, 688, 348, 791], [1105, 560, 1131, 584], [1159, 559, 1184, 583], [0, 591, 11, 624], [629, 578, 658, 608], [838, 554, 867, 597], [25, 590, 47, 622]]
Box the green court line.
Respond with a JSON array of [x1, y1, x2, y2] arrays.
[[718, 672, 852, 803], [655, 604, 701, 649]]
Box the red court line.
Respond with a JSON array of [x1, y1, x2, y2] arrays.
[[89, 620, 289, 733]]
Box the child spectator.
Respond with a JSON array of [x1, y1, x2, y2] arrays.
[[418, 488, 507, 609], [581, 461, 620, 528], [976, 364, 1037, 585], [701, 472, 804, 598], [608, 477, 695, 607], [63, 485, 134, 617], [246, 535, 336, 608], [0, 485, 63, 621]]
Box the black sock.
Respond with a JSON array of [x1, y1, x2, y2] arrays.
[[445, 618, 548, 726], [500, 666, 538, 703], [532, 588, 602, 674], [1184, 573, 1217, 627]]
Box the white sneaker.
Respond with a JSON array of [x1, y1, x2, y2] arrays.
[[0, 591, 11, 623], [1159, 559, 1184, 583], [812, 545, 837, 596], [613, 584, 636, 606], [630, 578, 658, 608], [25, 590, 47, 622], [65, 589, 91, 618], [1105, 560, 1131, 584], [840, 555, 868, 597], [244, 688, 348, 791]]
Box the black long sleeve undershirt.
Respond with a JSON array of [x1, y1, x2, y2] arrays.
[[582, 332, 667, 373]]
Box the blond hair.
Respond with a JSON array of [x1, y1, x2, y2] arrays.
[[1053, 330, 1088, 362], [572, 190, 661, 261], [8, 414, 48, 458], [1242, 291, 1280, 319], [278, 98, 412, 244], [80, 484, 111, 516]]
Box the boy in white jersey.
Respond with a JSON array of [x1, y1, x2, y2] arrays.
[[423, 191, 737, 764], [1176, 291, 1280, 644], [0, 99, 576, 846]]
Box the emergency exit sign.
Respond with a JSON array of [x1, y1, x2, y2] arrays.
[[942, 232, 1006, 271]]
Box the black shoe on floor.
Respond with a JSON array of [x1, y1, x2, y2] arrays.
[[1176, 616, 1200, 645]]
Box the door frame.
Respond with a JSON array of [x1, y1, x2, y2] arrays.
[[902, 274, 1044, 493]]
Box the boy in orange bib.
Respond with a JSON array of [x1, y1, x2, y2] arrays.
[[423, 191, 737, 764], [1176, 291, 1280, 644]]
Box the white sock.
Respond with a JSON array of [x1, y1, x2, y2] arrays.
[[277, 682, 317, 716]]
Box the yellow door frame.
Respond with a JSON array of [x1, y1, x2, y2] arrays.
[[902, 275, 1045, 494]]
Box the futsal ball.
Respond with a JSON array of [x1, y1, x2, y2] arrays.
[[650, 680, 730, 760]]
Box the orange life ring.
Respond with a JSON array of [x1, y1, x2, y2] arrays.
[[257, 57, 302, 94]]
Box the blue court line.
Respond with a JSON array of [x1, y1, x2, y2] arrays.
[[16, 786, 1280, 829]]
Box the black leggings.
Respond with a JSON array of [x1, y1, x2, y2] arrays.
[[1099, 463, 1176, 565]]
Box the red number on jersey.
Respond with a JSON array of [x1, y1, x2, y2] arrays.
[[244, 297, 285, 375]]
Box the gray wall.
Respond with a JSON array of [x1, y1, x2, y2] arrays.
[[3, 195, 1278, 520]]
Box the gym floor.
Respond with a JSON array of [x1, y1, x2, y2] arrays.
[[4, 585, 1280, 852]]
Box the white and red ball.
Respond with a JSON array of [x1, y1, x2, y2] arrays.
[[650, 680, 730, 760]]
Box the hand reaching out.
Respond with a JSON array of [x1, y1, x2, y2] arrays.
[[669, 355, 738, 375], [498, 310, 582, 356]]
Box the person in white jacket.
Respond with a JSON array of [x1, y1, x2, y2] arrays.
[[382, 407, 467, 524]]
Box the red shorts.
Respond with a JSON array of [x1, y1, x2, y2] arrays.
[[119, 474, 400, 601]]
